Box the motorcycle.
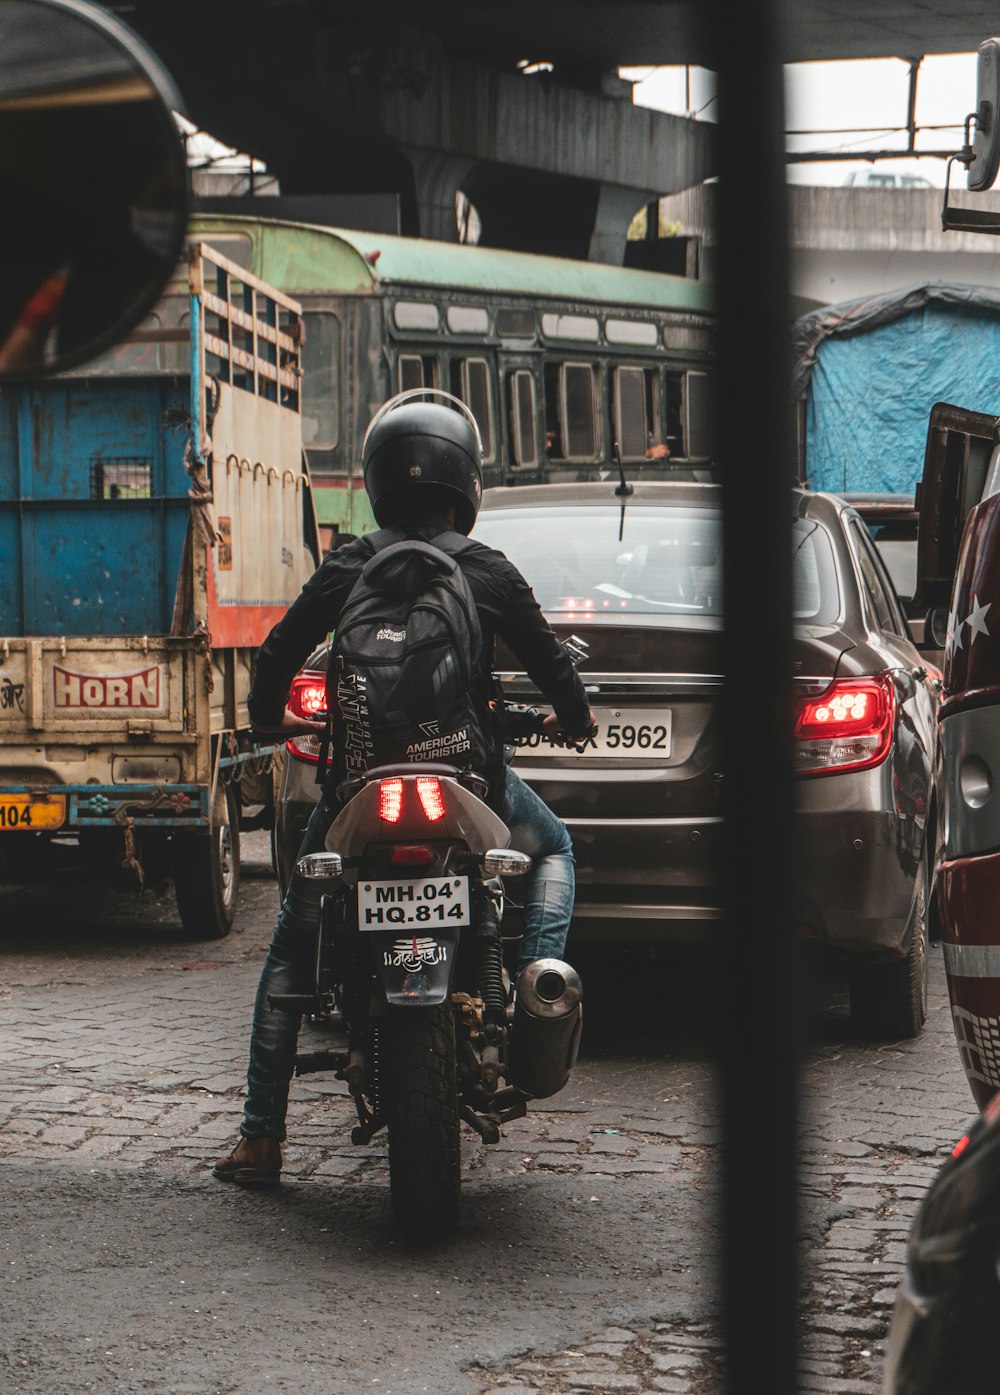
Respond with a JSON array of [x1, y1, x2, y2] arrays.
[[268, 705, 583, 1239]]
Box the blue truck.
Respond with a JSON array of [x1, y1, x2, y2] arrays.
[[0, 243, 321, 935]]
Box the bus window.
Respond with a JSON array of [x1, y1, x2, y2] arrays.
[[665, 372, 684, 456], [612, 366, 660, 461], [450, 356, 495, 462], [508, 370, 538, 468], [496, 307, 536, 339], [665, 370, 713, 459], [560, 362, 598, 461], [543, 362, 562, 457], [201, 233, 253, 272], [398, 353, 439, 393], [301, 312, 340, 449], [684, 371, 712, 459]]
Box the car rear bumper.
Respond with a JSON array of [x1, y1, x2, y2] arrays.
[[795, 763, 925, 957], [548, 766, 923, 957], [558, 812, 722, 942]]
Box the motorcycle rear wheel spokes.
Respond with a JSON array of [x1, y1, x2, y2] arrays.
[[383, 1003, 461, 1239]]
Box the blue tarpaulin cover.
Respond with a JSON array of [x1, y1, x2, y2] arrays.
[[792, 283, 1000, 496]]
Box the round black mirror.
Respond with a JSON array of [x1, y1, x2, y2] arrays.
[[925, 606, 950, 650], [0, 0, 189, 378]]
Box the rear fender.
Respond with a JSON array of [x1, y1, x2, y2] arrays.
[[368, 927, 461, 1006]]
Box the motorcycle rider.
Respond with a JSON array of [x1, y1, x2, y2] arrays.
[[214, 394, 595, 1186]]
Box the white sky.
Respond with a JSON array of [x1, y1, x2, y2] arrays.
[[622, 54, 979, 187], [177, 114, 268, 171]]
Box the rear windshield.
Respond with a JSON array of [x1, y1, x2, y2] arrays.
[[475, 506, 840, 621]]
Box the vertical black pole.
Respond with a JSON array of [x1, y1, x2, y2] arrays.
[[906, 57, 921, 155], [710, 3, 801, 1392]]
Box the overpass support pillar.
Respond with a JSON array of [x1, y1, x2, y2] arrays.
[[406, 148, 474, 242], [589, 181, 657, 265]]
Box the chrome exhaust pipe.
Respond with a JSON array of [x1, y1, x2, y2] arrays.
[[507, 958, 583, 1099]]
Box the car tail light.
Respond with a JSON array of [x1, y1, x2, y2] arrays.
[[795, 675, 894, 776], [416, 777, 447, 822], [378, 778, 404, 823], [285, 671, 327, 763]]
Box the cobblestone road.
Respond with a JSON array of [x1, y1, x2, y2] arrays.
[[0, 835, 975, 1394]]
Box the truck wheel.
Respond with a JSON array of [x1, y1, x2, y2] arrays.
[[849, 857, 928, 1040], [172, 784, 241, 939], [383, 1004, 461, 1240]]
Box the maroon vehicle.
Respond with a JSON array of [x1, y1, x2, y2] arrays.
[[918, 403, 1000, 1106]]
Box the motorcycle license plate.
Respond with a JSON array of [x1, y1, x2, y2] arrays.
[[357, 876, 470, 931], [0, 793, 67, 831], [516, 706, 672, 758]]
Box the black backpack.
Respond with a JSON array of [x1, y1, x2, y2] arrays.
[[326, 528, 499, 798]]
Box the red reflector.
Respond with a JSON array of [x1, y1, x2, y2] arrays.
[[416, 777, 446, 822], [391, 846, 435, 867], [952, 1133, 971, 1160], [378, 778, 404, 823]]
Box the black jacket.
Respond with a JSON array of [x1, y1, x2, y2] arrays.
[[247, 515, 592, 734]]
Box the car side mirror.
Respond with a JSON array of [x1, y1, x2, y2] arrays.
[[0, 0, 189, 379], [924, 606, 950, 650]]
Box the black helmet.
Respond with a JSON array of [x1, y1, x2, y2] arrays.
[[362, 389, 484, 535]]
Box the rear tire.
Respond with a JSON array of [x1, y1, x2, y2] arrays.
[[172, 783, 240, 939], [849, 856, 928, 1040], [383, 1004, 461, 1239]]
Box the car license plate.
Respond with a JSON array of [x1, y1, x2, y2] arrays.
[[0, 792, 67, 831], [515, 707, 672, 759], [357, 876, 470, 930]]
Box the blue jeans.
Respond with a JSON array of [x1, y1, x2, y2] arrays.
[[240, 767, 575, 1141]]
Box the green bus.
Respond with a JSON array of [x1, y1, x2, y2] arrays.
[[110, 214, 717, 540]]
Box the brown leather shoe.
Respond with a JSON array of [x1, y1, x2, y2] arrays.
[[213, 1137, 282, 1186]]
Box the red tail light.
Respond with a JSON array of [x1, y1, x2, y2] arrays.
[[416, 777, 446, 822], [378, 778, 404, 823], [377, 778, 446, 824], [795, 675, 894, 776], [391, 846, 435, 866], [285, 672, 327, 763]]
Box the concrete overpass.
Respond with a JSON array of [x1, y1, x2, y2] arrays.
[[661, 183, 1000, 303], [117, 2, 1000, 261]]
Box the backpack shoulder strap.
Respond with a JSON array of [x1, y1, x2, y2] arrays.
[[366, 525, 406, 555], [427, 528, 477, 559]]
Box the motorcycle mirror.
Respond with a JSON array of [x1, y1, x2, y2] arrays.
[[0, 0, 189, 379], [968, 38, 1000, 193], [924, 606, 950, 651]]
